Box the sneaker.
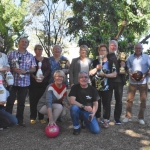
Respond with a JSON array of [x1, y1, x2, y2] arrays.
[[138, 119, 145, 125], [73, 128, 81, 135], [103, 120, 109, 128], [114, 119, 121, 125], [122, 117, 132, 123], [30, 120, 36, 124], [40, 120, 46, 124], [101, 119, 110, 124]]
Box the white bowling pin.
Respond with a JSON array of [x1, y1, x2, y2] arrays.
[[0, 74, 7, 102], [6, 70, 14, 86], [148, 77, 150, 90], [36, 62, 43, 80]]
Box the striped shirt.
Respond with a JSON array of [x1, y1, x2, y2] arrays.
[[7, 50, 36, 87], [37, 83, 68, 111]]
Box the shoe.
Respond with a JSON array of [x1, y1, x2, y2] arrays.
[[122, 117, 132, 123], [103, 120, 109, 128], [138, 119, 145, 125], [18, 123, 26, 127], [40, 120, 46, 124], [114, 119, 121, 125], [30, 120, 36, 124], [101, 119, 110, 124], [73, 128, 80, 135]]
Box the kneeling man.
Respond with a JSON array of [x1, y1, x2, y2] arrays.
[[69, 71, 100, 135]]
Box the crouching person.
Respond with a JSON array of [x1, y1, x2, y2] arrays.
[[69, 71, 100, 135], [37, 70, 69, 126]]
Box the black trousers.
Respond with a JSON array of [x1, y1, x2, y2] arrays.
[[96, 90, 113, 120], [6, 86, 28, 124], [29, 86, 47, 120], [112, 82, 124, 120]]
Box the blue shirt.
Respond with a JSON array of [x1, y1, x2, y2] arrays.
[[127, 53, 150, 84], [49, 56, 68, 85]]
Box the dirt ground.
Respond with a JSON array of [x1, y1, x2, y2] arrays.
[[0, 86, 150, 150]]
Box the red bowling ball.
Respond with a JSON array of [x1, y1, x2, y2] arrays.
[[45, 125, 60, 138], [132, 71, 143, 81]]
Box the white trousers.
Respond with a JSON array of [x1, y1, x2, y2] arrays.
[[39, 104, 66, 122]]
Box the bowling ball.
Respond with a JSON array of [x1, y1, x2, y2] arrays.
[[132, 71, 143, 81], [45, 125, 60, 138]]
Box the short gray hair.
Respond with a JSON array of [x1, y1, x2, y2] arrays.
[[78, 71, 89, 78], [109, 40, 118, 48], [54, 70, 66, 82], [80, 45, 89, 53]]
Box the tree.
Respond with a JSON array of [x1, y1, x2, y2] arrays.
[[0, 0, 29, 54], [29, 0, 72, 57], [66, 0, 150, 58]]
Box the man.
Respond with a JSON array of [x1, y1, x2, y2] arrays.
[[69, 45, 93, 86], [6, 37, 36, 126], [107, 40, 126, 124], [69, 71, 100, 135], [123, 43, 150, 125]]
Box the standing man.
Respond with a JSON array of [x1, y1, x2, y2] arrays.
[[107, 40, 126, 124], [123, 43, 150, 125], [69, 71, 100, 135], [6, 37, 36, 127]]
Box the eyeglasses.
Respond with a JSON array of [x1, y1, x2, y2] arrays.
[[79, 76, 88, 79], [99, 50, 107, 52]]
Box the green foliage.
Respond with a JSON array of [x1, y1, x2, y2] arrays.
[[0, 0, 29, 54], [66, 0, 150, 58]]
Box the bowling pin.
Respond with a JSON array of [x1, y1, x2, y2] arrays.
[[5, 70, 14, 86], [148, 77, 150, 90], [36, 62, 43, 80], [0, 74, 7, 102]]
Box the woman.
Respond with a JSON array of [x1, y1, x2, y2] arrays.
[[29, 44, 51, 124], [69, 45, 93, 86], [37, 70, 70, 126], [89, 44, 117, 128], [49, 45, 70, 87]]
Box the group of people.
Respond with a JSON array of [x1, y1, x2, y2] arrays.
[[0, 37, 150, 136]]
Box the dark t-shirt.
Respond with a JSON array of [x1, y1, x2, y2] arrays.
[[68, 84, 100, 107]]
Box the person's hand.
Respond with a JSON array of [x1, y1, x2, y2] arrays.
[[12, 68, 22, 74], [129, 73, 136, 81], [48, 120, 56, 126], [35, 76, 44, 83], [140, 74, 146, 81], [84, 106, 93, 113], [0, 67, 8, 72], [96, 64, 102, 70], [120, 61, 125, 67], [20, 68, 26, 74], [0, 102, 6, 105]]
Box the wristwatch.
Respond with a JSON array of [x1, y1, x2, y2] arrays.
[[25, 70, 30, 74], [81, 105, 85, 109]]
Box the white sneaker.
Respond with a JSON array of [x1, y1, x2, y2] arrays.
[[122, 117, 132, 123], [138, 119, 145, 125]]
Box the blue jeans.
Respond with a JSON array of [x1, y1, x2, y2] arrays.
[[0, 109, 18, 128], [70, 105, 100, 134]]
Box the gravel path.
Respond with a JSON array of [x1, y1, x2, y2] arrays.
[[0, 86, 150, 150]]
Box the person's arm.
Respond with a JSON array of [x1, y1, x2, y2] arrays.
[[46, 88, 56, 125], [70, 96, 93, 112]]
